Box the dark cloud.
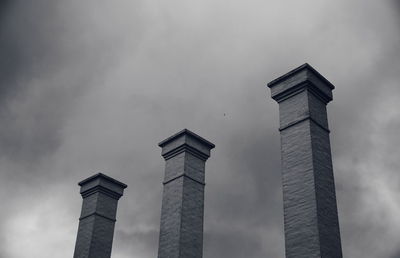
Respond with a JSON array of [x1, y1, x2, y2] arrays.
[[204, 229, 267, 258], [0, 1, 73, 164], [1, 1, 400, 258], [392, 0, 400, 11], [0, 0, 132, 165], [0, 1, 59, 97]]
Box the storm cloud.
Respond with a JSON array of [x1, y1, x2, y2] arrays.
[[0, 1, 399, 257]]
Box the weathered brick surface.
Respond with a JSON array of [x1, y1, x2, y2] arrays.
[[268, 64, 342, 258], [73, 173, 127, 258], [311, 122, 342, 258], [159, 177, 185, 258], [158, 129, 214, 258], [180, 176, 204, 258]]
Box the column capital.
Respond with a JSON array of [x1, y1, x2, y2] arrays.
[[78, 173, 127, 199], [267, 63, 335, 104], [158, 129, 215, 161]]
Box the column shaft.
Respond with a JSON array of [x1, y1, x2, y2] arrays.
[[157, 129, 214, 258], [268, 64, 342, 258], [73, 173, 127, 258]]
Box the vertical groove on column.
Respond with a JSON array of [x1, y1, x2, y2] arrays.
[[268, 64, 342, 258], [157, 129, 214, 258]]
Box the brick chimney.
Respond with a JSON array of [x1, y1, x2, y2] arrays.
[[267, 64, 342, 258], [157, 129, 215, 258], [73, 173, 127, 258]]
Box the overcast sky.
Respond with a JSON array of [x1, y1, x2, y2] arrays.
[[1, 1, 400, 257]]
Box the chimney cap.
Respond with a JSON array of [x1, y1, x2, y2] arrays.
[[267, 63, 334, 89], [159, 129, 215, 161], [78, 173, 127, 198], [267, 63, 335, 103], [158, 129, 215, 149], [78, 172, 127, 188]]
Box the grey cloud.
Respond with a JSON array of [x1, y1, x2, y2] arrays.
[[204, 229, 267, 258], [0, 1, 77, 164], [1, 1, 400, 258]]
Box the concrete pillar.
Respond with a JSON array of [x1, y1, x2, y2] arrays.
[[73, 173, 127, 258], [267, 64, 342, 258], [157, 129, 215, 258]]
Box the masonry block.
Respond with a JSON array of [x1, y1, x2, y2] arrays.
[[268, 64, 342, 258], [157, 129, 215, 258], [73, 173, 127, 258]]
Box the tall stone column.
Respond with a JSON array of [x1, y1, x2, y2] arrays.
[[73, 173, 127, 258], [267, 64, 342, 258], [157, 129, 215, 258]]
